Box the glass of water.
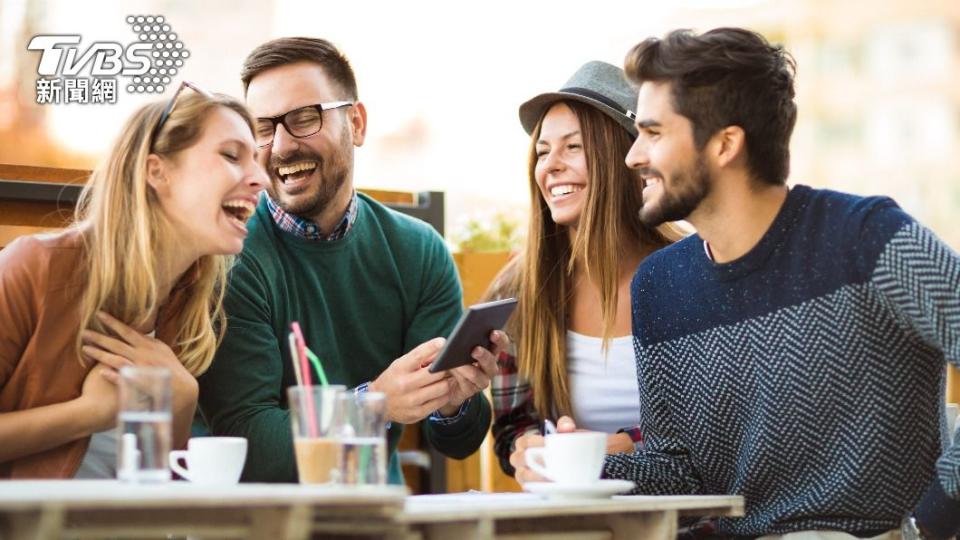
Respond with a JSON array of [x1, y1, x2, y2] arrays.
[[117, 366, 172, 483], [335, 391, 387, 485]]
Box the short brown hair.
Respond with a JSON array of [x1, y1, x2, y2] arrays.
[[241, 37, 358, 100], [625, 28, 797, 186]]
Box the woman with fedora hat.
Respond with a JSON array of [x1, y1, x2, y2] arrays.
[[483, 61, 683, 483]]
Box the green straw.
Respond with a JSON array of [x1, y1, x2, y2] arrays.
[[304, 347, 329, 386]]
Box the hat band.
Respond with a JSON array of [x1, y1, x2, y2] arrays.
[[561, 87, 637, 120]]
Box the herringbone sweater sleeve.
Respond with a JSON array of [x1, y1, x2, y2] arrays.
[[599, 340, 702, 495], [602, 447, 702, 495], [867, 211, 960, 538]]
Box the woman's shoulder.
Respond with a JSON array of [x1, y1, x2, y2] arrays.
[[5, 227, 84, 251], [0, 228, 86, 287]]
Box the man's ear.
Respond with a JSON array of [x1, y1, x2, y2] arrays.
[[709, 125, 747, 170], [145, 154, 169, 196], [349, 101, 368, 147]]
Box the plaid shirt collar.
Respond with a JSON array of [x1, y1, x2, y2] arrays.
[[266, 191, 358, 242]]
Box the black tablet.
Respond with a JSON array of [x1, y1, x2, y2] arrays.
[[427, 298, 518, 373]]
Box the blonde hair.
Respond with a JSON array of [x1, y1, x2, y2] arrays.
[[73, 91, 256, 377], [490, 100, 683, 418]]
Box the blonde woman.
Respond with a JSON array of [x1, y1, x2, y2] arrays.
[[488, 62, 682, 483], [0, 83, 267, 478]]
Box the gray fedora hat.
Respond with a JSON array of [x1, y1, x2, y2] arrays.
[[519, 60, 638, 136]]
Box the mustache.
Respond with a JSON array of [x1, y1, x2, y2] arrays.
[[268, 151, 322, 174], [635, 167, 662, 179]]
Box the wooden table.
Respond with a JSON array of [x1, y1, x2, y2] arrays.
[[0, 481, 743, 540], [401, 493, 743, 540], [0, 480, 407, 539]]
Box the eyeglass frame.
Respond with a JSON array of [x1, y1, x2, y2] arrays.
[[150, 80, 214, 148], [253, 101, 354, 148]]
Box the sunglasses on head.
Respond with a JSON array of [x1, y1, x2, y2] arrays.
[[150, 80, 214, 147]]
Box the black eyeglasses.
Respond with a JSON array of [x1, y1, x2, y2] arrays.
[[254, 101, 353, 148], [151, 80, 214, 146]]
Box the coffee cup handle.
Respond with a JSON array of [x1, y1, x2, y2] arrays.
[[169, 450, 193, 482], [524, 447, 553, 481]]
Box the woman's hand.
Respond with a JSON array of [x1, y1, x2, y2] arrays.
[[77, 363, 120, 432], [510, 418, 632, 484], [81, 311, 197, 397], [510, 417, 580, 484], [81, 311, 198, 446], [509, 432, 548, 484]]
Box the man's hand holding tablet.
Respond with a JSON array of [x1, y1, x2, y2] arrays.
[[369, 299, 515, 422], [430, 299, 516, 417]]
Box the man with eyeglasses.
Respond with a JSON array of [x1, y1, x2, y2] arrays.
[[197, 37, 505, 484]]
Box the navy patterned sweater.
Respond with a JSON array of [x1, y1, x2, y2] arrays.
[[606, 185, 960, 537]]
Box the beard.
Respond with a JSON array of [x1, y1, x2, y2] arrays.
[[638, 154, 711, 227], [266, 125, 352, 219]]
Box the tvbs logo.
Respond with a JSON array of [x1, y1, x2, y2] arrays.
[[28, 15, 189, 105], [28, 36, 152, 77]]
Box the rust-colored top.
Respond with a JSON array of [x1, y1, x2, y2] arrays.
[[0, 228, 181, 478]]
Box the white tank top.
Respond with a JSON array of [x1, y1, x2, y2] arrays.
[[74, 429, 117, 479], [567, 330, 640, 434]]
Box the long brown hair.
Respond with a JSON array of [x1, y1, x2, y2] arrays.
[[73, 92, 256, 376], [490, 100, 682, 418]]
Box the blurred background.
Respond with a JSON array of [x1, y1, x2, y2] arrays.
[[2, 0, 958, 250]]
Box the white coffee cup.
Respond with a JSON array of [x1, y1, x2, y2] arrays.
[[525, 432, 606, 484], [169, 437, 247, 485]]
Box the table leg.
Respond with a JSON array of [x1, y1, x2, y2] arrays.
[[248, 505, 312, 540], [419, 518, 494, 540], [2, 507, 65, 540], [607, 510, 677, 540]]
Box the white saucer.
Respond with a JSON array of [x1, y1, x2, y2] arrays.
[[522, 479, 635, 499]]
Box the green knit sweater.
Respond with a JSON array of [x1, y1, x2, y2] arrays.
[[198, 192, 491, 484]]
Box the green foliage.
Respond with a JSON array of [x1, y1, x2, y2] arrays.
[[453, 212, 520, 253]]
